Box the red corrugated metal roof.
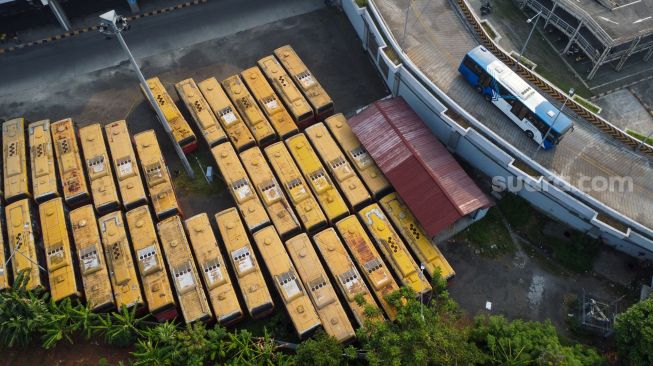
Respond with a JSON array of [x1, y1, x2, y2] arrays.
[[349, 97, 491, 236]]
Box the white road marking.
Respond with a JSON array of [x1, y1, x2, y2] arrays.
[[598, 16, 619, 25], [633, 16, 652, 24], [612, 0, 641, 10]]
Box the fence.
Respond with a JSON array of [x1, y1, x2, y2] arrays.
[[341, 0, 653, 259]]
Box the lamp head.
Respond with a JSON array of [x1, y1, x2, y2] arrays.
[[99, 10, 118, 26]]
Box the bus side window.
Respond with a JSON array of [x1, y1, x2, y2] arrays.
[[532, 116, 548, 135], [463, 57, 477, 73]]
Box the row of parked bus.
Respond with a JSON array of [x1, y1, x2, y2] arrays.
[[133, 44, 456, 342], [0, 44, 456, 344], [2, 117, 179, 219], [205, 109, 456, 342], [141, 45, 334, 154]]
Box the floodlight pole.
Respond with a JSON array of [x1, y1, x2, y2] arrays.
[[513, 10, 542, 71], [99, 10, 194, 178]]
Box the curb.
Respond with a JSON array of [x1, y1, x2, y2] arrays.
[[0, 0, 207, 55]]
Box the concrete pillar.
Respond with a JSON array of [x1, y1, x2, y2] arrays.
[[544, 2, 557, 28], [587, 46, 611, 80], [126, 0, 141, 14], [43, 0, 71, 31], [644, 47, 653, 62], [616, 37, 641, 71], [563, 21, 583, 54]]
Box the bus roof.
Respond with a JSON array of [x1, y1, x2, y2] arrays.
[[466, 46, 573, 136]]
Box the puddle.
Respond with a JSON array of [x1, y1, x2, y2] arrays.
[[528, 275, 545, 308]]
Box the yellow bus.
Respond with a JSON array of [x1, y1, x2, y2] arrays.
[[241, 66, 299, 139], [98, 211, 143, 310], [157, 215, 213, 324], [69, 205, 115, 311], [264, 142, 326, 233], [358, 204, 432, 300], [3, 118, 30, 202], [0, 217, 8, 290], [105, 120, 147, 210], [133, 130, 180, 220], [197, 77, 256, 152], [51, 118, 90, 207], [239, 147, 300, 239], [185, 213, 243, 326], [258, 55, 314, 128], [142, 77, 198, 153], [325, 114, 391, 199], [313, 228, 380, 326], [175, 78, 228, 148], [274, 45, 334, 121], [215, 208, 274, 319], [286, 234, 355, 343], [252, 226, 321, 338], [6, 199, 45, 290], [125, 205, 178, 321], [305, 123, 371, 210], [335, 215, 399, 319], [39, 197, 82, 301], [211, 142, 270, 232], [286, 133, 349, 224], [79, 124, 121, 214], [28, 119, 59, 203], [379, 193, 455, 281], [221, 75, 277, 146]]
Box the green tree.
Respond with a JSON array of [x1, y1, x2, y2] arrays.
[[357, 286, 484, 366], [615, 296, 653, 365], [296, 331, 357, 366], [471, 315, 604, 366]]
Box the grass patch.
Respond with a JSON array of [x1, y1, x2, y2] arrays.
[[172, 152, 224, 196], [545, 232, 601, 273], [509, 51, 537, 70], [572, 94, 601, 114], [497, 193, 533, 229], [383, 46, 401, 65], [498, 193, 601, 273], [481, 21, 497, 40], [596, 212, 629, 233], [355, 0, 368, 7], [512, 159, 542, 178], [626, 129, 653, 145], [455, 208, 515, 257]]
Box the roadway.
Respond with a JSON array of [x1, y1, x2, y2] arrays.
[[375, 0, 653, 230]]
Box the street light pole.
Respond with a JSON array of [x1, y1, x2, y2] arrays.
[[536, 88, 574, 155], [513, 10, 542, 71], [98, 10, 194, 178], [401, 1, 411, 49]]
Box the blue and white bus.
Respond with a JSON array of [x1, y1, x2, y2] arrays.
[[458, 46, 573, 149]]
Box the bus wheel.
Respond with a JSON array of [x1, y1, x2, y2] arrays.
[[484, 93, 493, 102], [525, 130, 534, 139]]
